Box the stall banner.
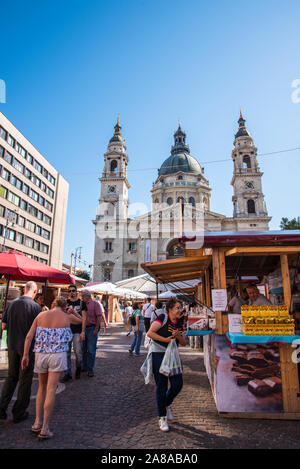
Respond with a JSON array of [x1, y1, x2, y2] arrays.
[[187, 316, 207, 331], [214, 335, 283, 413]]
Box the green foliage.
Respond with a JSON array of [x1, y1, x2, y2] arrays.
[[280, 217, 300, 230], [75, 269, 90, 280]]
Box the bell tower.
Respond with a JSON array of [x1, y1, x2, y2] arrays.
[[92, 117, 130, 282], [99, 116, 130, 220], [231, 111, 271, 228]]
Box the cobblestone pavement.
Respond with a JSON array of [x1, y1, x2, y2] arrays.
[[1, 325, 300, 449]]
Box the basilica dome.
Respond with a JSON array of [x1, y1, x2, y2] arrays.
[[158, 152, 202, 176]]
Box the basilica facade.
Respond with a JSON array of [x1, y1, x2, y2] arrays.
[[92, 113, 271, 283]]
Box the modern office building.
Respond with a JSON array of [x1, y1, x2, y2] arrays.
[[0, 112, 69, 269]]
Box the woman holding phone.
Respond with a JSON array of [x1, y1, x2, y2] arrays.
[[147, 298, 188, 432]]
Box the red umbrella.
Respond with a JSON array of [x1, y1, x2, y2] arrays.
[[0, 250, 74, 284]]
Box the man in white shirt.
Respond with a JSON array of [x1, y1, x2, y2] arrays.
[[143, 299, 155, 333], [246, 284, 272, 306], [124, 301, 133, 336]]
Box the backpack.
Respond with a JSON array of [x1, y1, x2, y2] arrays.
[[129, 311, 136, 327]]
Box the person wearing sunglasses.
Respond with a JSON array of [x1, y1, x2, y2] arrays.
[[60, 285, 87, 382]]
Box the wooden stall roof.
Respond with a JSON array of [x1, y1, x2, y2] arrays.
[[181, 230, 300, 280], [181, 230, 300, 249], [141, 256, 211, 284]]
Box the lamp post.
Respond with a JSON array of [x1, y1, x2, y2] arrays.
[[73, 246, 82, 275]]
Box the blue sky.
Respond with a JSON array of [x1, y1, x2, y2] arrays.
[[1, 0, 300, 271]]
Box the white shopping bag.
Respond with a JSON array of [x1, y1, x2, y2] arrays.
[[159, 339, 182, 377]]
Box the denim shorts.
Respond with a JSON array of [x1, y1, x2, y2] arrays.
[[34, 352, 67, 374]]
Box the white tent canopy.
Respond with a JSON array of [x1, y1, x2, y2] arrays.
[[79, 282, 147, 299], [116, 273, 200, 296]]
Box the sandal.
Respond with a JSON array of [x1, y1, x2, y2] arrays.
[[38, 430, 53, 440], [31, 424, 42, 434]]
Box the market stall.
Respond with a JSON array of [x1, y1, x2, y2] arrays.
[[142, 230, 300, 420], [80, 282, 147, 323]]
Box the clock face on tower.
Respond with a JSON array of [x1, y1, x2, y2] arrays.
[[108, 185, 116, 193], [245, 181, 254, 189]]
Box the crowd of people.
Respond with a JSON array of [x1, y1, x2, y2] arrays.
[[0, 282, 189, 438], [0, 282, 108, 439]]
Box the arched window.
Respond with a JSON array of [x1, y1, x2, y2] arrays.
[[167, 240, 184, 259], [247, 199, 256, 214], [188, 196, 195, 206], [110, 160, 118, 174], [243, 155, 251, 169], [167, 197, 173, 206], [103, 269, 111, 282]]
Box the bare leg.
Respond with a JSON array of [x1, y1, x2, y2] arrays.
[[40, 372, 60, 436], [32, 373, 48, 430]]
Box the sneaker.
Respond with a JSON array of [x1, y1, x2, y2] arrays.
[[60, 374, 72, 383], [128, 349, 133, 355], [166, 406, 173, 421], [87, 372, 94, 378], [75, 368, 81, 379], [134, 352, 140, 356], [159, 417, 169, 432]]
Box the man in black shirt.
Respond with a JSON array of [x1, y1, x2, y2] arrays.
[[61, 284, 87, 382], [0, 281, 41, 423]]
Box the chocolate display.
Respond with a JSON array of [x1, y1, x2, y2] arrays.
[[236, 374, 252, 386], [229, 343, 282, 397], [248, 379, 272, 397], [262, 377, 282, 393]]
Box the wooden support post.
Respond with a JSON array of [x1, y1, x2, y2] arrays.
[[219, 248, 228, 332], [200, 278, 205, 304], [281, 254, 292, 311], [279, 253, 300, 413], [108, 294, 114, 323], [205, 269, 211, 307], [279, 343, 300, 413], [212, 248, 227, 334]]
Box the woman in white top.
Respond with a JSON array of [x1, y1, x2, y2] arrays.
[[21, 296, 81, 440]]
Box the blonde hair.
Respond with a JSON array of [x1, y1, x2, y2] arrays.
[[52, 296, 67, 310]]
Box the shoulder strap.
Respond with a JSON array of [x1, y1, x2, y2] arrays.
[[153, 310, 168, 328]]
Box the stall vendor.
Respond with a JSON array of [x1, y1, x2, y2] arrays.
[[228, 288, 249, 314], [246, 284, 272, 306]]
